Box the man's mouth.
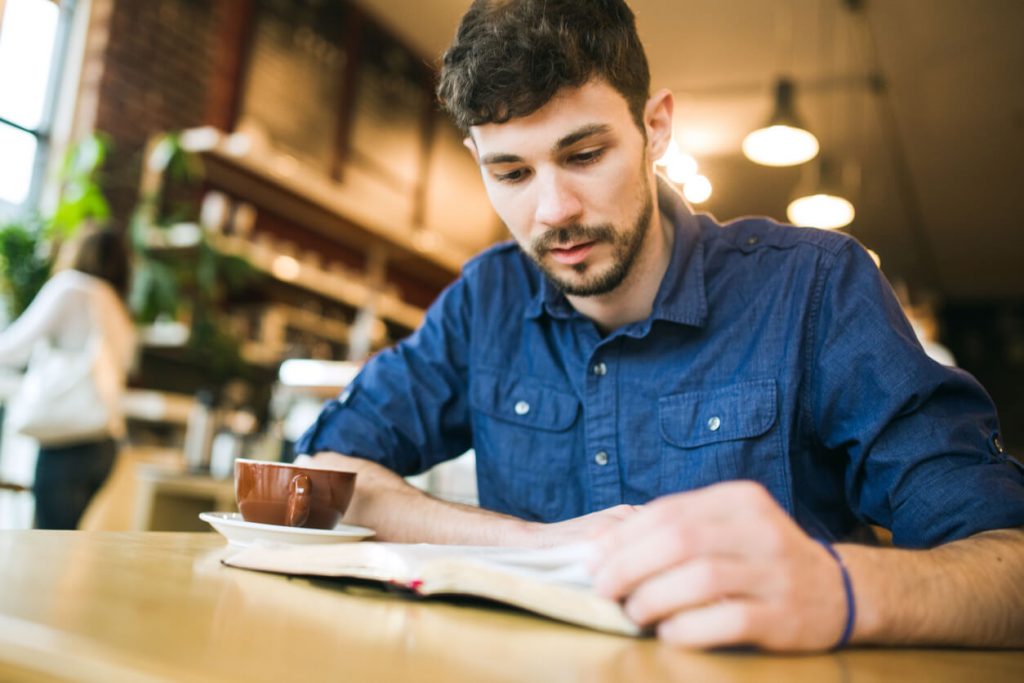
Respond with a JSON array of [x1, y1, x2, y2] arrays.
[[548, 241, 596, 265]]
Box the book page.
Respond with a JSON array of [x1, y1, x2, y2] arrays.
[[226, 542, 596, 586], [224, 541, 417, 583], [412, 544, 640, 636], [444, 542, 596, 587], [223, 541, 641, 636]]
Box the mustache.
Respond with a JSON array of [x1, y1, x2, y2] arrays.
[[532, 224, 616, 255]]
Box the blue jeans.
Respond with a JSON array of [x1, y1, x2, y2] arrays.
[[33, 438, 116, 530]]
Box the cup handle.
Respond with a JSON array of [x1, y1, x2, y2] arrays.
[[285, 474, 312, 527]]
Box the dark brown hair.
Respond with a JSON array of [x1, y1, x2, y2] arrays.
[[438, 0, 651, 132], [64, 226, 130, 298]]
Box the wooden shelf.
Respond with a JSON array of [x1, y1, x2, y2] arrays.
[[179, 126, 465, 289], [276, 305, 351, 345], [244, 303, 354, 366], [211, 231, 425, 330], [143, 224, 426, 332]]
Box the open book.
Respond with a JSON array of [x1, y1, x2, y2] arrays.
[[223, 541, 643, 636]]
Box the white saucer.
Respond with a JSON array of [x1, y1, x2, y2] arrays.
[[199, 512, 375, 547]]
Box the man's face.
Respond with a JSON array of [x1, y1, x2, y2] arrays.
[[468, 80, 656, 297]]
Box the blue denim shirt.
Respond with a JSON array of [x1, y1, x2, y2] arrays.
[[298, 180, 1024, 548]]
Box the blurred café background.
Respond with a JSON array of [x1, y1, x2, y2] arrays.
[[1, 0, 1022, 530]]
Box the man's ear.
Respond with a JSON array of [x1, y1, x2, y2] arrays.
[[643, 88, 674, 162], [463, 133, 480, 164]]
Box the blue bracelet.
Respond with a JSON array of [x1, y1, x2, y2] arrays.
[[815, 539, 856, 649]]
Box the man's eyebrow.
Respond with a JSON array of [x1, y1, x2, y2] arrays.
[[478, 124, 612, 166], [552, 123, 612, 153], [480, 152, 523, 166]]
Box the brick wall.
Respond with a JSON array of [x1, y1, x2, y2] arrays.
[[92, 0, 232, 224]]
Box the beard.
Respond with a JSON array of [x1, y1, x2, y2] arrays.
[[526, 173, 654, 297]]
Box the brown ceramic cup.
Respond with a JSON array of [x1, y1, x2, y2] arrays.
[[234, 459, 356, 529]]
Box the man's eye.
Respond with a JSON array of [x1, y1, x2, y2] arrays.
[[570, 149, 604, 165], [495, 168, 530, 183]]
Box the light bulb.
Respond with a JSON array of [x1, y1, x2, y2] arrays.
[[786, 193, 855, 230], [683, 175, 712, 204], [666, 153, 698, 184], [655, 141, 677, 166], [742, 125, 819, 167], [657, 141, 699, 184], [271, 254, 301, 280]]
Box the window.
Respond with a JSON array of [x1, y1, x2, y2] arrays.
[[0, 0, 74, 218]]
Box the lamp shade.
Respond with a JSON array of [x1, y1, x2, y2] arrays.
[[743, 78, 819, 167]]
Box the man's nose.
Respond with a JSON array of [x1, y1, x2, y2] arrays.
[[533, 174, 583, 228]]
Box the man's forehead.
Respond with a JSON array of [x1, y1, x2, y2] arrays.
[[468, 81, 633, 157]]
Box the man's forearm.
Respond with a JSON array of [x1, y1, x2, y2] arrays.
[[840, 527, 1024, 647], [310, 452, 533, 545]]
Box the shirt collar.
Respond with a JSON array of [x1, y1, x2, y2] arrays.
[[525, 176, 707, 329], [648, 176, 707, 327]]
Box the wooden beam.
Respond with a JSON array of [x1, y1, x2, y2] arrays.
[[203, 0, 256, 132]]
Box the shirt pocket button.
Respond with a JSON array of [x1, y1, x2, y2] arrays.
[[514, 400, 530, 416]]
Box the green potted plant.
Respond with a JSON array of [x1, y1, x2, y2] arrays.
[[0, 134, 111, 318], [128, 132, 257, 389]]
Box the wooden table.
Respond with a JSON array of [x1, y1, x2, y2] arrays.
[[0, 532, 1020, 682]]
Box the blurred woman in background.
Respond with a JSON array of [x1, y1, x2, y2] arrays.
[[0, 227, 136, 529]]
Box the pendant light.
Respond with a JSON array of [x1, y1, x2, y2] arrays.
[[786, 157, 855, 229], [683, 174, 712, 204], [657, 139, 712, 204], [656, 139, 698, 184], [743, 78, 820, 167]]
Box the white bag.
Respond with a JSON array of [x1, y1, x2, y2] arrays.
[[6, 334, 120, 447]]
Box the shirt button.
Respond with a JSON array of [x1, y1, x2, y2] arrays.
[[593, 362, 607, 376], [707, 416, 721, 431], [514, 400, 530, 416], [594, 451, 609, 466], [747, 236, 759, 246]]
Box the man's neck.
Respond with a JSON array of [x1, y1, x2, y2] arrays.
[[566, 206, 674, 334]]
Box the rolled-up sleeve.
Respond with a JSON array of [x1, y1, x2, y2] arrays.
[[810, 242, 1024, 548], [295, 276, 474, 476]]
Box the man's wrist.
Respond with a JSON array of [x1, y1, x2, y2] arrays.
[[502, 519, 545, 547], [833, 544, 889, 644], [815, 540, 856, 648]]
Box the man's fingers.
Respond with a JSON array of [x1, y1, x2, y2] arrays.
[[621, 557, 763, 626], [592, 504, 787, 599], [585, 483, 849, 652], [593, 519, 733, 598], [654, 599, 769, 649], [596, 481, 782, 555]]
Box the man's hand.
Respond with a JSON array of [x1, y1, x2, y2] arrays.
[[589, 481, 848, 651], [527, 504, 641, 548]]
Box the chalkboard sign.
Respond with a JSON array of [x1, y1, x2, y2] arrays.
[[347, 21, 431, 197], [237, 0, 348, 172]]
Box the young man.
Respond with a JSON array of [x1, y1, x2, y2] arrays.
[[298, 0, 1024, 650]]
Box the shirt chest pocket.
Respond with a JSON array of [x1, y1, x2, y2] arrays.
[[658, 379, 787, 501], [469, 368, 581, 521]]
